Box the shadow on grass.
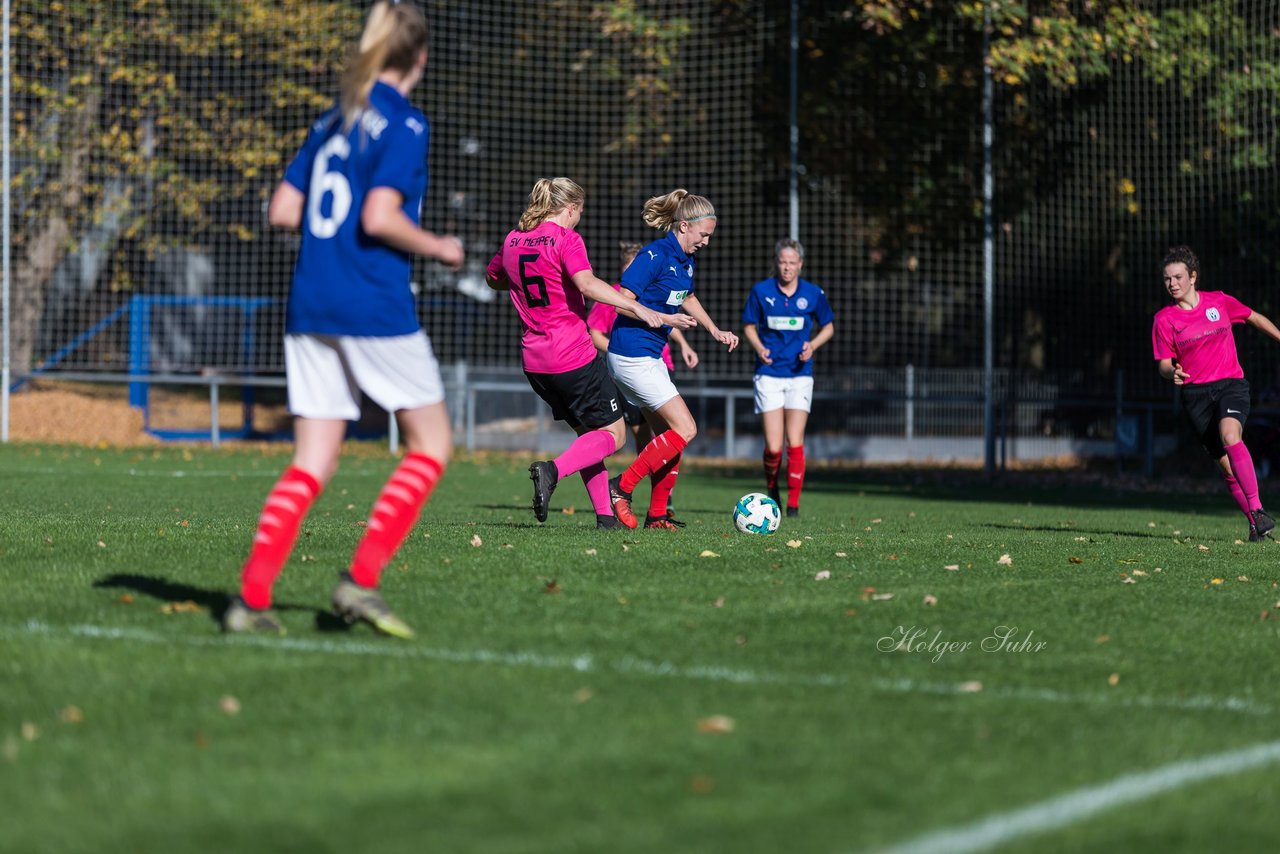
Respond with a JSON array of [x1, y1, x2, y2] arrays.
[[92, 573, 349, 633], [977, 523, 1169, 539]]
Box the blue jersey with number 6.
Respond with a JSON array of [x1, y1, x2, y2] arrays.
[[282, 82, 429, 336]]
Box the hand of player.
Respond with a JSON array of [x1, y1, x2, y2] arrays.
[[799, 341, 814, 362], [681, 346, 700, 369], [757, 347, 773, 365], [634, 305, 665, 328], [662, 312, 697, 330], [1172, 362, 1190, 385], [715, 329, 739, 352], [436, 235, 465, 270]]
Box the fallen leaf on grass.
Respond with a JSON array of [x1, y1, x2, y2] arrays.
[[470, 534, 483, 547], [1108, 673, 1120, 686], [697, 715, 736, 734], [689, 775, 715, 794], [699, 550, 720, 558], [944, 564, 959, 571], [870, 518, 883, 524], [561, 506, 576, 516], [115, 594, 134, 605], [1095, 634, 1111, 644], [1131, 569, 1148, 576], [20, 723, 38, 742], [997, 554, 1013, 566], [1237, 575, 1250, 582], [218, 695, 241, 715], [786, 540, 803, 548], [58, 706, 84, 724], [585, 548, 598, 556], [1073, 536, 1088, 542], [1210, 578, 1224, 585], [96, 540, 106, 549], [1198, 544, 1210, 552], [835, 552, 848, 557], [922, 594, 938, 606], [160, 601, 206, 615], [544, 580, 562, 595], [814, 570, 831, 581], [958, 681, 983, 693], [713, 596, 726, 608], [1122, 577, 1136, 584], [870, 592, 895, 601], [1261, 610, 1271, 621], [574, 687, 593, 703], [1068, 556, 1083, 564]]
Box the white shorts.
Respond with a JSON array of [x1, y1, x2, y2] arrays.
[[607, 352, 680, 411], [754, 374, 814, 414], [285, 332, 445, 420]]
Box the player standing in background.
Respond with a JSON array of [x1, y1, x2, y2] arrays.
[[587, 241, 700, 525], [741, 238, 835, 517], [224, 0, 462, 638], [1152, 244, 1280, 541], [486, 179, 694, 528], [607, 189, 739, 530]]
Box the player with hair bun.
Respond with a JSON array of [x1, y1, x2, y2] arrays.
[[486, 179, 694, 528], [607, 189, 739, 530], [224, 0, 462, 638], [1152, 244, 1280, 541]]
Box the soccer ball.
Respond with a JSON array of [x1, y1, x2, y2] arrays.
[[733, 492, 781, 535]]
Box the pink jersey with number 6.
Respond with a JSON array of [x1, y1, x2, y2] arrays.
[[487, 221, 598, 374]]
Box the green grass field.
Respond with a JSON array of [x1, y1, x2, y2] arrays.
[[3, 442, 1280, 853]]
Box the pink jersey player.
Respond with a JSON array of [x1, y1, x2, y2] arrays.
[[487, 221, 598, 375], [1153, 245, 1280, 542]]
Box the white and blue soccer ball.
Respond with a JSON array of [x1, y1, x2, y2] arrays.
[[733, 492, 781, 535]]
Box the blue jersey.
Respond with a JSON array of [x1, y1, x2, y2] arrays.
[[609, 232, 696, 359], [741, 277, 834, 377], [282, 82, 429, 337]]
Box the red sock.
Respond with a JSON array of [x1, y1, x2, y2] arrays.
[[240, 466, 322, 609], [350, 453, 444, 589], [620, 430, 688, 494], [649, 453, 681, 517], [763, 449, 782, 490], [786, 445, 806, 509]]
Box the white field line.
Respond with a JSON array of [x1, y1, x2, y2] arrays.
[[0, 466, 366, 478], [879, 738, 1280, 854], [4, 620, 1272, 715]]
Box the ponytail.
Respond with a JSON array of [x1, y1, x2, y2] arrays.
[[517, 178, 586, 232], [340, 0, 429, 131], [642, 189, 716, 232]]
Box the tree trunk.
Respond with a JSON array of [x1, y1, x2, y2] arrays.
[[10, 88, 100, 381]]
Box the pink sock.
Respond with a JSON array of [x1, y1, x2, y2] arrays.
[[554, 430, 617, 480], [579, 462, 612, 516], [1225, 443, 1261, 511], [1223, 472, 1252, 519]]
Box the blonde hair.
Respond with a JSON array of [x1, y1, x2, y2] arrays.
[[517, 178, 585, 231], [340, 1, 429, 131], [641, 189, 716, 232]]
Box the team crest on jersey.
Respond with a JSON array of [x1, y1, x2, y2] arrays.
[[1206, 307, 1220, 322], [666, 289, 689, 307], [796, 297, 809, 310], [686, 265, 693, 277]]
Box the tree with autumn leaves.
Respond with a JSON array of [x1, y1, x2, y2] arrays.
[[8, 0, 361, 378]]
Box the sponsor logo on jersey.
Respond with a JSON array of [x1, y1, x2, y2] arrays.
[[1206, 307, 1220, 322], [766, 316, 803, 330], [666, 289, 689, 307]]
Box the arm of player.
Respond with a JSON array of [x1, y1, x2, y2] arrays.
[[589, 328, 610, 354], [570, 271, 695, 330], [743, 323, 770, 365], [1246, 310, 1280, 345], [1158, 358, 1189, 385], [669, 328, 699, 369], [800, 322, 835, 361], [267, 182, 305, 230], [682, 295, 738, 352], [361, 187, 465, 270]]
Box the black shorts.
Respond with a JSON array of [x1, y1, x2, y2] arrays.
[[525, 356, 622, 431], [1181, 377, 1251, 458], [620, 397, 644, 426]]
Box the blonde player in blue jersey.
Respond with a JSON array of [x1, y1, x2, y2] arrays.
[[607, 189, 740, 529], [742, 238, 835, 517], [223, 0, 461, 638]]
